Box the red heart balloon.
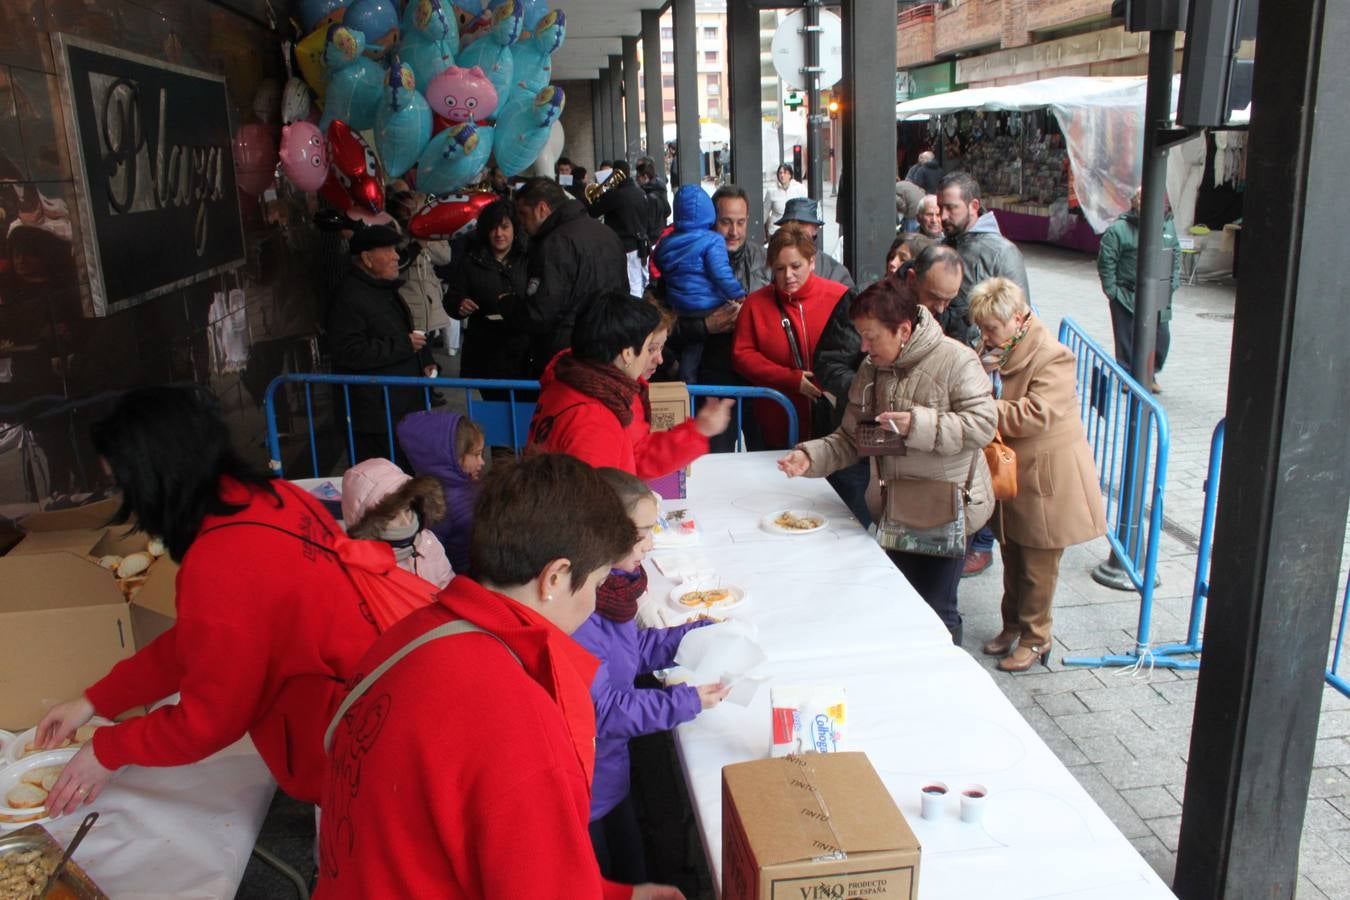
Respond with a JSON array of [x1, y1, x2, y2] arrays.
[[408, 190, 497, 240]]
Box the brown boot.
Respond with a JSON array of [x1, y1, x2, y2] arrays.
[[998, 642, 1051, 673], [981, 629, 1019, 656]]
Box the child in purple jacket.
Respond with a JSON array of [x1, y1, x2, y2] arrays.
[[571, 468, 730, 884], [395, 410, 485, 573]]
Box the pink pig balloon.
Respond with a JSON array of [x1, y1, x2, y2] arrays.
[[425, 65, 498, 124], [279, 121, 330, 192]]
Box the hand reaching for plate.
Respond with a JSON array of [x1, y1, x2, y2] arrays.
[[35, 695, 94, 750], [777, 449, 810, 478], [697, 683, 731, 710]]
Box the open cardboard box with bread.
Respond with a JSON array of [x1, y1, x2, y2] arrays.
[[0, 501, 179, 730]]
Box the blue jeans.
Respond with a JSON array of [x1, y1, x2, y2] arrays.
[[971, 525, 995, 553]]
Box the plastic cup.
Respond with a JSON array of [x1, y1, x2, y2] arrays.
[[960, 784, 988, 824], [919, 782, 948, 820]]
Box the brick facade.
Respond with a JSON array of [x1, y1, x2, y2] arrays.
[[904, 0, 1117, 68]]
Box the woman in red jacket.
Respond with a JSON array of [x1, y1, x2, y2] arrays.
[[733, 224, 851, 448], [317, 454, 682, 899], [37, 385, 383, 814], [527, 291, 732, 478]]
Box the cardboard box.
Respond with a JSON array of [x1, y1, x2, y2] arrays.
[[10, 498, 122, 557], [722, 752, 921, 900], [647, 381, 691, 500], [0, 552, 136, 730]]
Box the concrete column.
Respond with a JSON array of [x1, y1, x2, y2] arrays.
[[839, 0, 897, 287], [608, 54, 626, 163], [591, 79, 606, 165], [623, 36, 642, 163], [727, 0, 765, 236], [641, 9, 665, 165], [671, 0, 700, 187]]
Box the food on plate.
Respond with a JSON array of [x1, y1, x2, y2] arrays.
[[0, 811, 44, 827], [20, 768, 62, 793], [96, 555, 122, 570], [73, 725, 100, 744], [3, 783, 46, 810], [773, 511, 822, 531], [678, 588, 732, 608], [19, 724, 102, 759], [147, 537, 167, 557], [691, 613, 724, 624], [0, 847, 58, 898], [115, 552, 152, 579]]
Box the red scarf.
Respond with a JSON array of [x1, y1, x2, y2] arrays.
[[595, 567, 648, 623], [554, 352, 642, 427], [437, 578, 601, 787]]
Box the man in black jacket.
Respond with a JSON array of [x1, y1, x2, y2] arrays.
[[511, 177, 628, 374], [635, 156, 671, 251], [587, 160, 652, 296], [905, 150, 944, 195], [326, 224, 434, 468]]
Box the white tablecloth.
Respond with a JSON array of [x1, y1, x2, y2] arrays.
[[40, 736, 275, 898], [654, 453, 1173, 899]]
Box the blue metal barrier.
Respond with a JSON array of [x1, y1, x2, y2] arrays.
[[1328, 572, 1350, 698], [263, 373, 799, 479], [1057, 317, 1174, 669]]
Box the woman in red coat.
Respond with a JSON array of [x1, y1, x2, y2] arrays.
[[733, 224, 851, 448], [37, 385, 383, 814], [317, 454, 683, 899], [527, 291, 732, 478]]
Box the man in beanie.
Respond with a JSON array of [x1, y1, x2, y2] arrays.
[[775, 197, 855, 290], [326, 223, 435, 469]]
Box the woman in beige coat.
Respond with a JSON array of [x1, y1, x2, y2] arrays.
[[970, 278, 1107, 672], [780, 276, 997, 643]]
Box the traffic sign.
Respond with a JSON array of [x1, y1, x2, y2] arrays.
[[770, 9, 843, 90]]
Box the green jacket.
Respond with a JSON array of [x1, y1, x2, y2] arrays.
[[1096, 211, 1181, 321]]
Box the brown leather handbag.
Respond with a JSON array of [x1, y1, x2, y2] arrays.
[[984, 431, 1018, 500]]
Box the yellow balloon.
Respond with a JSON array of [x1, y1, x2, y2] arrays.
[[295, 24, 332, 104]]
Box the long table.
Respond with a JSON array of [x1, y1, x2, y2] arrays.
[[31, 734, 275, 898], [643, 452, 1173, 899]]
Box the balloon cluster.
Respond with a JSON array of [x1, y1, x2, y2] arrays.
[[269, 0, 567, 226]]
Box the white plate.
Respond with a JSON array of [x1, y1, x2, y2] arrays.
[[0, 747, 77, 827], [760, 509, 827, 535], [668, 583, 748, 614], [3, 718, 114, 767]]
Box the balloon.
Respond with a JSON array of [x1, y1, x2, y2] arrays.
[[455, 0, 523, 103], [509, 8, 564, 100], [299, 0, 350, 32], [493, 84, 563, 177], [408, 189, 498, 240], [233, 123, 277, 196], [402, 0, 459, 46], [281, 77, 313, 125], [344, 0, 401, 56], [280, 121, 329, 191], [374, 62, 433, 178], [519, 0, 548, 33], [453, 1, 492, 48], [425, 65, 498, 124], [295, 25, 332, 101], [322, 26, 385, 130], [401, 31, 457, 96], [415, 122, 493, 195], [252, 78, 281, 125], [322, 119, 385, 212]]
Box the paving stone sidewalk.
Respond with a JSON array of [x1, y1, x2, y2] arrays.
[[958, 243, 1350, 898]]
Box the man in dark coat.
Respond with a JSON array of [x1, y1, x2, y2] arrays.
[[510, 177, 628, 374], [635, 156, 672, 253], [326, 224, 434, 468], [587, 160, 653, 296], [905, 150, 945, 195]]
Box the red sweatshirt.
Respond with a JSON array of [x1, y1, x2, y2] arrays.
[[733, 274, 849, 447], [528, 351, 708, 479], [317, 577, 632, 900], [85, 478, 380, 804]]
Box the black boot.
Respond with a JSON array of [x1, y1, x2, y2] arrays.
[[948, 621, 964, 646]]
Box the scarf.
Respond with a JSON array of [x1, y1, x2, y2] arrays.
[[595, 567, 648, 623], [554, 352, 641, 426], [989, 315, 1033, 370]]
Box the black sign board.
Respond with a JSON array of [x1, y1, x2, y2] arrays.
[[53, 34, 246, 315]]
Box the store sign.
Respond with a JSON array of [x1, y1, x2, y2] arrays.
[[53, 34, 245, 316]]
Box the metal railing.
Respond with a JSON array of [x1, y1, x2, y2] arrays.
[[262, 373, 799, 479], [1328, 570, 1350, 698], [1057, 317, 1175, 669]]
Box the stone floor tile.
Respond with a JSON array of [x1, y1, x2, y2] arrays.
[[1315, 827, 1350, 865], [1312, 738, 1350, 769], [1136, 701, 1197, 732], [1299, 832, 1350, 899], [1128, 834, 1176, 884], [1303, 798, 1350, 834], [1075, 683, 1172, 712], [1306, 767, 1350, 800], [1147, 814, 1183, 853], [1315, 709, 1350, 738], [1164, 782, 1187, 805], [1065, 764, 1151, 839], [1151, 679, 1200, 704], [1326, 795, 1350, 817], [1100, 754, 1189, 792], [1034, 690, 1090, 717], [1121, 785, 1182, 820], [1297, 875, 1331, 899], [1075, 734, 1137, 765], [1055, 708, 1148, 741]]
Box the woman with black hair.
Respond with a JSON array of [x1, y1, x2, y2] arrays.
[[443, 199, 532, 387], [35, 385, 384, 815], [526, 292, 732, 478]]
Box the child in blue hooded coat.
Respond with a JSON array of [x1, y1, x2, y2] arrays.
[[395, 410, 485, 573], [653, 185, 747, 380]]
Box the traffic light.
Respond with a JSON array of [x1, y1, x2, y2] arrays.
[[827, 99, 840, 118], [791, 144, 803, 181]]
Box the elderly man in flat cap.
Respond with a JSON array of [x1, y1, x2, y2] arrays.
[[775, 197, 855, 290], [326, 223, 436, 469]]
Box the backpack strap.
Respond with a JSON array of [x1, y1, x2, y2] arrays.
[[323, 619, 522, 754]]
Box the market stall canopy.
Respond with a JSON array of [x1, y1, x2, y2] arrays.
[[663, 120, 730, 151], [896, 76, 1248, 233]]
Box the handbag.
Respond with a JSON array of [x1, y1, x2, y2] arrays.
[[984, 430, 1018, 500], [854, 382, 907, 457], [873, 455, 979, 558], [776, 297, 833, 439]]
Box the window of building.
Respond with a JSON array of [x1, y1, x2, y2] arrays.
[[661, 27, 673, 40], [707, 97, 721, 116], [662, 51, 674, 65], [663, 98, 675, 115], [704, 50, 717, 64], [703, 27, 717, 40], [706, 73, 721, 96], [662, 74, 674, 89]]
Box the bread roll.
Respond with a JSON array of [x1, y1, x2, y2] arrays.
[[97, 554, 123, 569], [5, 782, 47, 809], [117, 552, 152, 578], [147, 537, 166, 558]]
